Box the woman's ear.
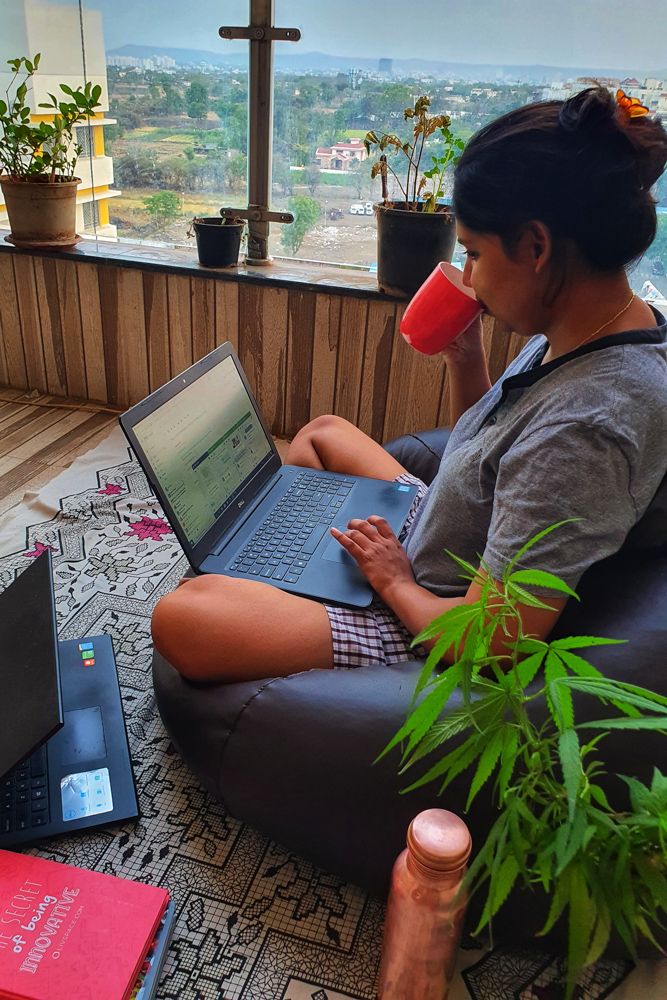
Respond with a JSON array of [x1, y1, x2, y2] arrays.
[[524, 220, 553, 273]]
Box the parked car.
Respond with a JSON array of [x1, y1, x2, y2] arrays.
[[327, 207, 344, 220], [349, 201, 375, 216]]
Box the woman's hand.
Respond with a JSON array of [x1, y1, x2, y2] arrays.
[[330, 515, 415, 600], [440, 313, 485, 367]]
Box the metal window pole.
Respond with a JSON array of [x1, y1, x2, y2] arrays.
[[218, 1, 300, 264]]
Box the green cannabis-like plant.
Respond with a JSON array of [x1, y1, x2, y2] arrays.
[[364, 95, 465, 211], [380, 522, 667, 997], [0, 54, 101, 181]]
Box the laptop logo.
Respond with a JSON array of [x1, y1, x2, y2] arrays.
[[78, 642, 95, 667]]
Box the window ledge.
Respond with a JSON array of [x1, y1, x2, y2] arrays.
[[0, 230, 406, 302]]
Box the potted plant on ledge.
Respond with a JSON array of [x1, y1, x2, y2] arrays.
[[0, 54, 102, 249], [365, 95, 465, 297]]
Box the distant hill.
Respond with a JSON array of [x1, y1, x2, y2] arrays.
[[107, 44, 665, 83]]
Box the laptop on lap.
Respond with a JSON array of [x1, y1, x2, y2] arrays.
[[0, 552, 139, 848], [120, 343, 417, 608]]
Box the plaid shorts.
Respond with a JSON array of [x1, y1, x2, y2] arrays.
[[323, 472, 429, 669]]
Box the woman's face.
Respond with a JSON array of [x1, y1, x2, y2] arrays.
[[456, 222, 550, 336]]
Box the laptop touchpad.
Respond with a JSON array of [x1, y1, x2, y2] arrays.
[[60, 706, 107, 764], [322, 537, 356, 564]]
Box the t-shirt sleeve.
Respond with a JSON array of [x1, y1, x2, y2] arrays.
[[481, 419, 638, 592]]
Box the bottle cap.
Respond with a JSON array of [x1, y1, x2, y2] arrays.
[[407, 809, 472, 873]]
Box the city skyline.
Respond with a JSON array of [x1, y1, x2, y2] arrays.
[[60, 0, 667, 73]]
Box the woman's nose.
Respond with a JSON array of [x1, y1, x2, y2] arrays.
[[462, 258, 473, 287]]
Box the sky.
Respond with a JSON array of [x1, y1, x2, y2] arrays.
[[55, 0, 667, 72]]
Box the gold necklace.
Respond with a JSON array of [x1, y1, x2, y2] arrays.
[[577, 292, 636, 348]]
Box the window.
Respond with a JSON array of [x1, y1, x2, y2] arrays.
[[82, 199, 100, 230], [0, 0, 664, 300]]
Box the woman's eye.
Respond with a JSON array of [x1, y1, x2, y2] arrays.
[[464, 250, 478, 260]]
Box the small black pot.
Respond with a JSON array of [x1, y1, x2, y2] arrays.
[[193, 217, 243, 268], [374, 202, 457, 298]]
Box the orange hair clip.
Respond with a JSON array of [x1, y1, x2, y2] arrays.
[[615, 89, 649, 119]]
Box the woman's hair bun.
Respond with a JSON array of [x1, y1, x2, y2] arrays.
[[557, 85, 616, 136], [558, 85, 667, 191]]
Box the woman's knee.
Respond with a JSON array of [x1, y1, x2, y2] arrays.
[[151, 577, 225, 679], [294, 414, 354, 442]]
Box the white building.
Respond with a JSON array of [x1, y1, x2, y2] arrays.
[[0, 0, 120, 238]]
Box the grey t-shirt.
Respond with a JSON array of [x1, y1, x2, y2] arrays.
[[404, 311, 667, 597]]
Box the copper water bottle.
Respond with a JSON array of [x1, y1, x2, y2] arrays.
[[377, 809, 472, 1000]]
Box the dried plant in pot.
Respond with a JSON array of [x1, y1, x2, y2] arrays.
[[188, 215, 245, 268], [0, 54, 102, 249], [365, 96, 465, 298]]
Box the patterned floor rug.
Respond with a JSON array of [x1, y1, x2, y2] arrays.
[[0, 426, 662, 1000]]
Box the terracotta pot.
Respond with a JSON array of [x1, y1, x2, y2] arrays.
[[0, 175, 80, 248], [374, 202, 457, 298], [192, 217, 243, 268]]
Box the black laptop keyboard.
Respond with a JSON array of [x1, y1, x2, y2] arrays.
[[229, 472, 355, 582], [1, 747, 50, 834]]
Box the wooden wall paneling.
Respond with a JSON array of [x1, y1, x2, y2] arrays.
[[0, 299, 7, 387], [436, 369, 452, 429], [143, 271, 170, 392], [33, 258, 67, 397], [284, 289, 316, 439], [98, 266, 149, 408], [483, 314, 513, 384], [333, 296, 368, 425], [309, 294, 341, 420], [55, 260, 87, 399], [191, 276, 215, 362], [76, 262, 107, 404], [214, 280, 239, 352], [238, 284, 288, 436], [0, 256, 26, 388], [505, 330, 525, 368], [12, 256, 47, 393], [357, 299, 396, 442], [167, 274, 193, 377], [383, 303, 447, 442]]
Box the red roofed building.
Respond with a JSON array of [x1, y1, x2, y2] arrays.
[[315, 138, 368, 171]]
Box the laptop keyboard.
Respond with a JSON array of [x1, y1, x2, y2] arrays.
[[1, 747, 50, 834], [229, 472, 355, 582]]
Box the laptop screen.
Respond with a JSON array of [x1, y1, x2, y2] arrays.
[[131, 354, 272, 545], [0, 553, 63, 779]]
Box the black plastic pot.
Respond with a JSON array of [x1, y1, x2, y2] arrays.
[[374, 202, 457, 298], [192, 217, 243, 268]]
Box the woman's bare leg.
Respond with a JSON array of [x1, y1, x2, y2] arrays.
[[152, 574, 333, 683], [286, 414, 409, 480]]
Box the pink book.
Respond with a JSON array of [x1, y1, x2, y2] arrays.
[[0, 850, 169, 1000]]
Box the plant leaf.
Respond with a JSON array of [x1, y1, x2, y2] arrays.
[[466, 727, 504, 809], [578, 716, 667, 731], [546, 653, 573, 730], [509, 568, 579, 599], [551, 635, 626, 650], [566, 865, 597, 994], [505, 519, 581, 576], [558, 728, 583, 820]]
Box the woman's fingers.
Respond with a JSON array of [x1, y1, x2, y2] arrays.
[[330, 525, 366, 555], [345, 517, 379, 539], [366, 514, 394, 538]]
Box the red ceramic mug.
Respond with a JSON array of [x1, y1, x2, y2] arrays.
[[400, 261, 482, 355]]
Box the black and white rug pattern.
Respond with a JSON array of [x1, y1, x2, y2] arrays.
[[0, 437, 637, 1000]]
